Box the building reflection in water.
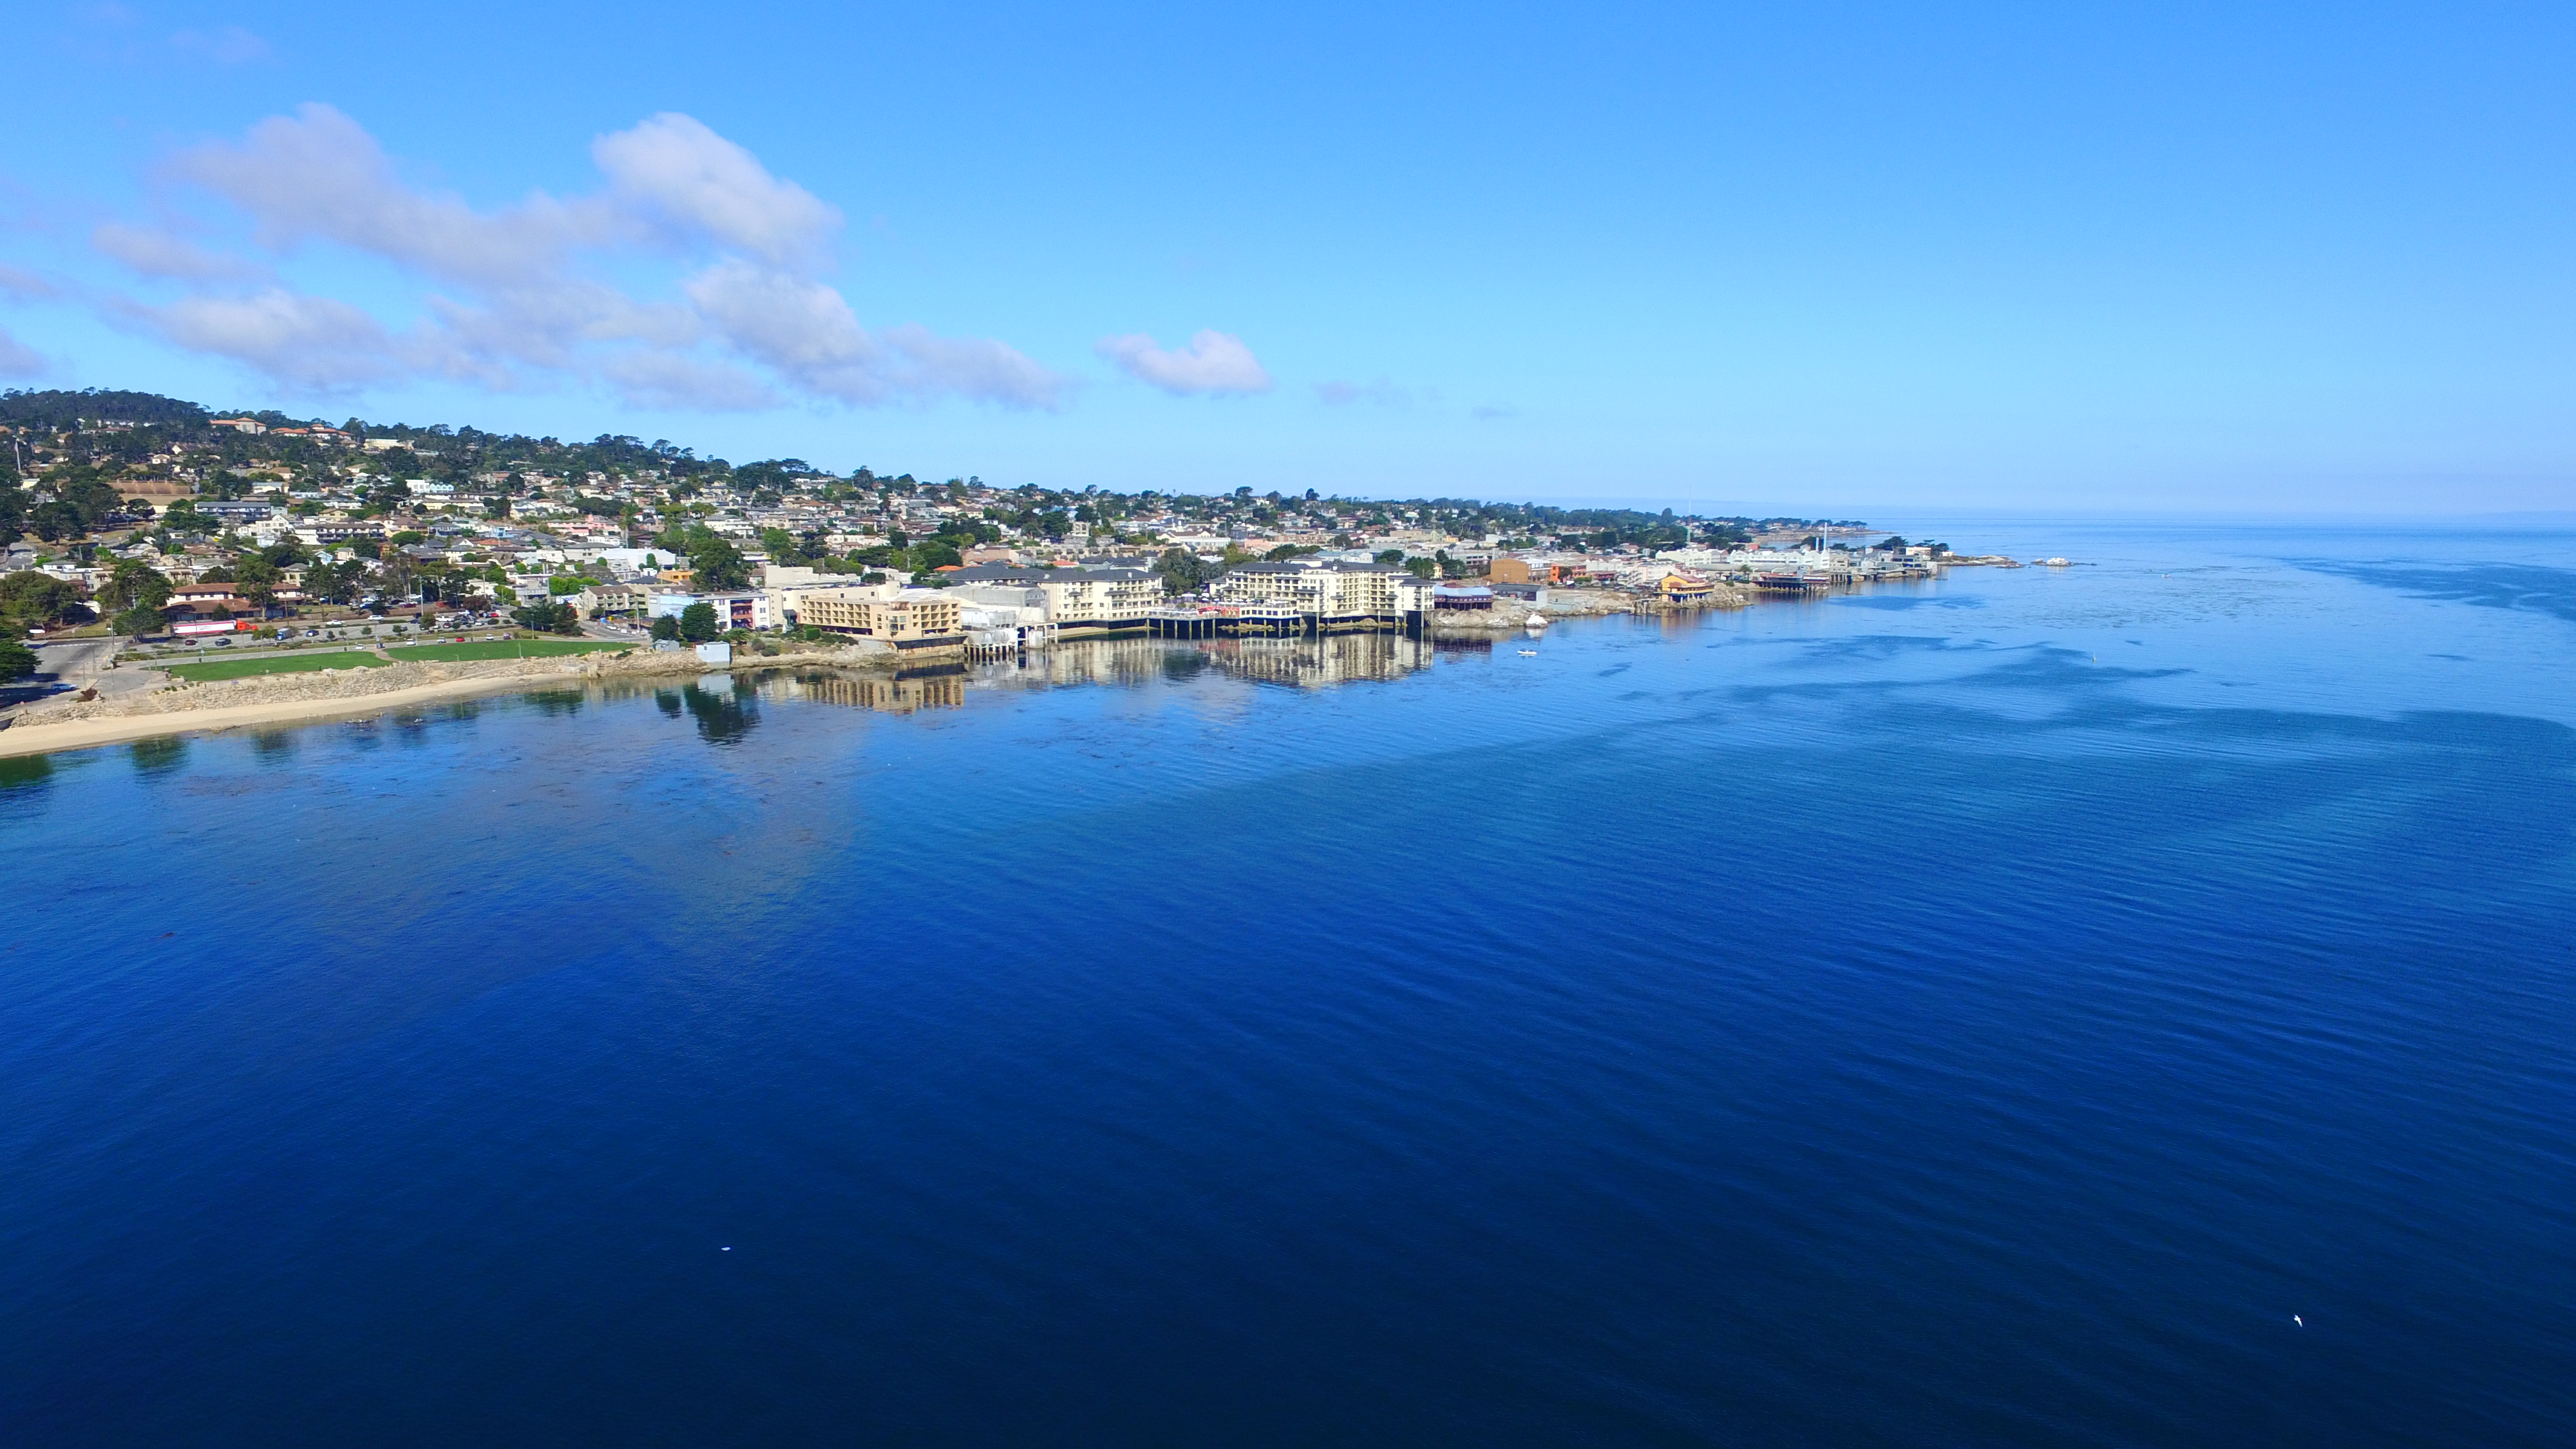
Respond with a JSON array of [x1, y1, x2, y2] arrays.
[[973, 632, 1434, 692], [1192, 631, 1435, 688], [770, 665, 968, 715], [658, 675, 761, 744], [753, 632, 1433, 719]]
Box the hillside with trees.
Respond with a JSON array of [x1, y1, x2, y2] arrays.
[[0, 386, 1873, 659]]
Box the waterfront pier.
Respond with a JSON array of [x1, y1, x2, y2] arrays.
[[1146, 601, 1430, 639]]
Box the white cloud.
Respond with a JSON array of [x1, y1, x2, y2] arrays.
[[0, 264, 62, 301], [169, 24, 271, 65], [130, 288, 409, 392], [687, 259, 1065, 408], [92, 222, 267, 281], [0, 325, 46, 378], [102, 104, 1058, 410], [1097, 329, 1271, 395], [167, 102, 601, 289], [884, 325, 1068, 410], [598, 350, 778, 412], [593, 113, 840, 271], [684, 260, 884, 397], [423, 278, 698, 379]]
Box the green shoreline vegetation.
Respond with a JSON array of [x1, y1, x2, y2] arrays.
[[0, 384, 1876, 690], [161, 650, 392, 682], [385, 639, 632, 663]]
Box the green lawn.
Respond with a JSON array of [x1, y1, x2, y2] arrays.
[[162, 650, 393, 683], [387, 639, 634, 663]]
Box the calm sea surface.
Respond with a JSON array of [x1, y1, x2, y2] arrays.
[[3, 520, 2572, 1446]]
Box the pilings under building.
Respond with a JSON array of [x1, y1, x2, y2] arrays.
[[1146, 601, 1432, 639]]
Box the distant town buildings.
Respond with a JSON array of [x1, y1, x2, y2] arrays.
[[0, 386, 1940, 659]]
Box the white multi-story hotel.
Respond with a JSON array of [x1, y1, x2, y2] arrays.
[[1213, 560, 1432, 621], [942, 565, 1162, 635]]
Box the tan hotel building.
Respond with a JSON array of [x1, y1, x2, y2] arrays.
[[797, 589, 963, 645]]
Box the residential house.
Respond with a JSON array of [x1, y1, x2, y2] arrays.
[[296, 521, 385, 545], [165, 581, 305, 618], [579, 582, 654, 618], [649, 590, 772, 630]]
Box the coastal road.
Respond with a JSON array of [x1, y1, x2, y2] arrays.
[[3, 636, 142, 713], [32, 637, 124, 685], [89, 661, 173, 701], [35, 637, 176, 704]]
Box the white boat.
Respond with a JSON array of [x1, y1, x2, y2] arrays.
[[1524, 612, 1548, 627], [2041, 557, 2070, 567]]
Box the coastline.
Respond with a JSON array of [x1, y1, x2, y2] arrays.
[[0, 669, 615, 759], [0, 587, 1774, 759], [1432, 585, 1751, 634], [0, 647, 857, 761]]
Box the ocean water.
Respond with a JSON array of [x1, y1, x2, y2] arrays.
[[3, 520, 2571, 1446]]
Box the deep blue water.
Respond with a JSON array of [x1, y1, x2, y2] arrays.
[[4, 521, 2573, 1446]]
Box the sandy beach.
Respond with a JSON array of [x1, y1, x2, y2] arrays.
[[0, 671, 605, 759], [0, 647, 862, 761]]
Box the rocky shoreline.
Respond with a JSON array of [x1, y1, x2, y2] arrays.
[[1, 645, 864, 731], [1431, 586, 1752, 634]]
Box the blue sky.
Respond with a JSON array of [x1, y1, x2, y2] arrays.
[[4, 1, 2573, 513]]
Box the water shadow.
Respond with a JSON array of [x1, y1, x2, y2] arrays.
[[129, 736, 188, 776], [2295, 560, 2576, 623]]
